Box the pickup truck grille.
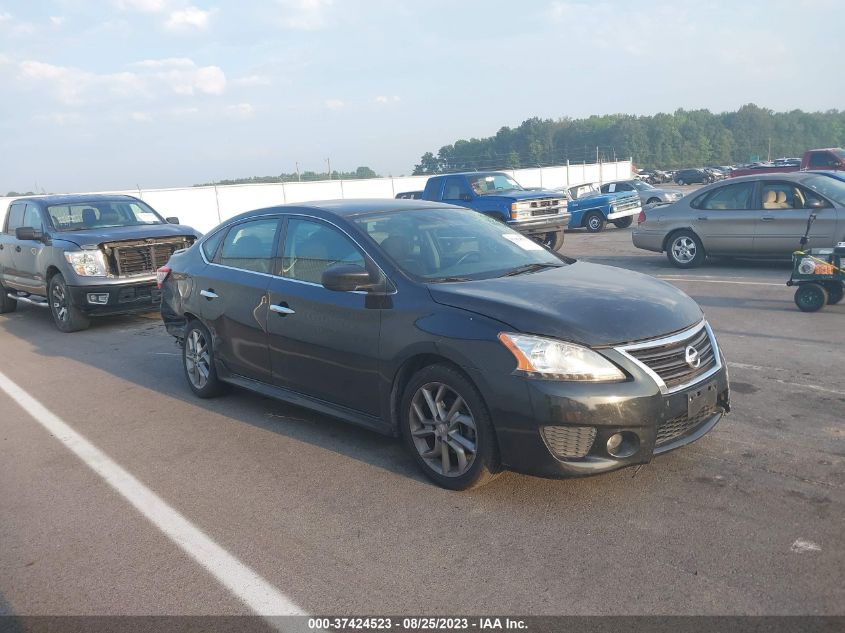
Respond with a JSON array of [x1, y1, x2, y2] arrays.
[[612, 195, 641, 212], [526, 198, 566, 216], [105, 238, 193, 277]]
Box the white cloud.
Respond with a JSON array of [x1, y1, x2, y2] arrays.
[[278, 0, 332, 30], [226, 103, 255, 118], [234, 74, 271, 87], [0, 12, 11, 23], [374, 95, 400, 104], [165, 6, 213, 31], [35, 112, 83, 126], [19, 57, 227, 105], [324, 98, 344, 110], [170, 106, 200, 117], [50, 16, 65, 26], [131, 111, 153, 122]]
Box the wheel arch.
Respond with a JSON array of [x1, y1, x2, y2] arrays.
[[662, 226, 702, 253]]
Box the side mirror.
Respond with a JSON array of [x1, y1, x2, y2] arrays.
[[166, 216, 180, 224], [15, 227, 43, 241], [322, 264, 377, 292], [459, 193, 473, 202], [805, 199, 825, 210]]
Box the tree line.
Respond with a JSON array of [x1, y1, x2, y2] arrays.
[[194, 166, 378, 187], [413, 104, 845, 174]]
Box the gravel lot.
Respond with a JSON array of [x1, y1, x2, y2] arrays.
[[1, 210, 842, 618]]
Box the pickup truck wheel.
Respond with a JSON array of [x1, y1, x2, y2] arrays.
[[613, 216, 634, 229], [584, 212, 605, 233], [49, 274, 91, 332], [666, 230, 705, 268], [183, 320, 225, 398], [676, 178, 685, 185], [0, 282, 17, 314], [541, 230, 565, 251]]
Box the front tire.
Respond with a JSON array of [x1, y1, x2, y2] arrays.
[[676, 178, 685, 185], [183, 320, 225, 398], [540, 230, 565, 251], [666, 230, 705, 268], [794, 283, 828, 312], [584, 212, 605, 233], [400, 364, 499, 490], [49, 274, 90, 332], [0, 281, 17, 314], [613, 216, 634, 229]]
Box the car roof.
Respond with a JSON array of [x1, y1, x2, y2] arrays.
[[10, 193, 140, 206], [223, 198, 463, 224], [721, 172, 830, 184]]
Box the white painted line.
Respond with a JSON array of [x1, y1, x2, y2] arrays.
[[728, 361, 788, 373], [790, 538, 821, 554], [658, 276, 783, 287], [0, 369, 304, 620]]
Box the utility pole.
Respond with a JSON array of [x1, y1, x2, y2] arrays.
[[596, 146, 599, 164], [295, 162, 301, 182], [326, 158, 332, 180], [767, 138, 772, 162]]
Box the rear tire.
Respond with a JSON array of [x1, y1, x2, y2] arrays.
[[666, 230, 705, 268], [584, 212, 605, 233], [677, 178, 685, 185], [794, 283, 828, 312], [822, 282, 843, 305], [400, 364, 500, 490], [0, 282, 17, 314], [183, 320, 225, 398], [49, 274, 91, 332], [613, 216, 633, 229]]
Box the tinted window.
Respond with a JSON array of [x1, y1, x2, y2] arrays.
[[804, 175, 845, 205], [218, 219, 279, 274], [281, 218, 364, 285], [23, 204, 43, 230], [761, 182, 827, 210], [443, 177, 470, 201], [201, 228, 226, 261], [808, 152, 835, 168], [697, 182, 755, 210], [6, 202, 26, 233]]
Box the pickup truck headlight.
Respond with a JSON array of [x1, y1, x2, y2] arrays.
[[498, 332, 625, 382], [64, 250, 108, 277]]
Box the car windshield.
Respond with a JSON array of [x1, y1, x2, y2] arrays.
[[46, 200, 165, 232], [631, 181, 654, 191], [353, 208, 564, 282], [804, 175, 845, 205], [468, 174, 524, 195], [569, 183, 600, 199]]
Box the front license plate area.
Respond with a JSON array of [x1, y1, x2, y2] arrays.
[[687, 382, 717, 417]]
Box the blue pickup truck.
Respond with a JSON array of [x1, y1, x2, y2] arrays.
[[560, 182, 642, 233], [420, 172, 570, 250]]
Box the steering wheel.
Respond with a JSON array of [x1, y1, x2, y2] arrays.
[[455, 251, 482, 266]]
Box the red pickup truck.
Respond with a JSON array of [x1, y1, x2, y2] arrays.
[[730, 148, 845, 177]]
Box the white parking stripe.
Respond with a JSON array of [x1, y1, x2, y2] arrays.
[[658, 276, 783, 287], [0, 369, 304, 620]]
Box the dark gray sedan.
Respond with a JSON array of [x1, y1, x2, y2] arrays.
[[601, 180, 684, 206], [632, 172, 845, 268]]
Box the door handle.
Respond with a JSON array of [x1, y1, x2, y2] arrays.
[[15, 246, 21, 252], [697, 216, 709, 221], [270, 303, 295, 316], [761, 216, 775, 221], [200, 289, 218, 299]]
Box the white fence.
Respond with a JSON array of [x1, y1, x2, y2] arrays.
[[1, 160, 631, 233]]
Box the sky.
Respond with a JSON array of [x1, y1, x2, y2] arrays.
[[0, 0, 842, 193]]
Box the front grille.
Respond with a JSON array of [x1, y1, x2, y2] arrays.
[[541, 426, 596, 459], [527, 198, 566, 216], [624, 324, 717, 391], [107, 239, 189, 277], [612, 195, 641, 212], [656, 406, 719, 447]]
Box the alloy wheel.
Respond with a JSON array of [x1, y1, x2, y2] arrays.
[[671, 236, 697, 264], [409, 382, 477, 477], [51, 283, 68, 322], [185, 328, 211, 390]]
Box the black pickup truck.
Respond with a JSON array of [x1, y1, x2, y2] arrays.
[[0, 194, 200, 332]]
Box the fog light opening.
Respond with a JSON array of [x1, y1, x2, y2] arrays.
[[606, 432, 639, 458], [87, 293, 109, 305]]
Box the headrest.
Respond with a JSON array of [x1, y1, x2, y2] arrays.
[[81, 208, 97, 225], [776, 191, 787, 203], [763, 191, 777, 203]]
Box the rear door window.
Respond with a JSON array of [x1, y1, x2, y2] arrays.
[[697, 182, 755, 210], [217, 219, 280, 274], [6, 202, 26, 233]]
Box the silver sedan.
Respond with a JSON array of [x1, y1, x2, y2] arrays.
[[601, 180, 684, 206], [632, 172, 845, 268]]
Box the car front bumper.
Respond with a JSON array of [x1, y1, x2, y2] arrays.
[[69, 280, 162, 316], [475, 349, 730, 479], [508, 212, 571, 235]]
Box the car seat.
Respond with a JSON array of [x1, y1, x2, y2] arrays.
[[81, 208, 98, 227], [775, 191, 791, 209]]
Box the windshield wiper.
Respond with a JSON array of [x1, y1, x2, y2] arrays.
[[501, 263, 562, 277], [429, 275, 473, 283]]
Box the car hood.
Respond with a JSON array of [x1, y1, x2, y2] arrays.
[[484, 189, 564, 201], [648, 188, 683, 197], [570, 190, 638, 208], [51, 223, 200, 247], [427, 261, 703, 347]]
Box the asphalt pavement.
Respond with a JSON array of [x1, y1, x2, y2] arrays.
[[1, 217, 843, 619]]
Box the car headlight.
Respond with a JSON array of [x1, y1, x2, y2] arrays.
[[498, 332, 625, 382], [64, 250, 108, 277]]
